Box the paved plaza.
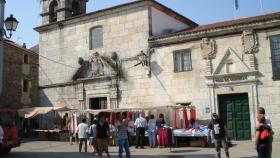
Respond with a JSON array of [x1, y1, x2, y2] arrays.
[[2, 141, 279, 158]]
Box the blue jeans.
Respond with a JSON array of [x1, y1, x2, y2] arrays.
[[118, 139, 131, 158], [148, 131, 156, 147]]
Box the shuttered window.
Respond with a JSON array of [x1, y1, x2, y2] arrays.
[[174, 49, 192, 72], [270, 35, 280, 80]]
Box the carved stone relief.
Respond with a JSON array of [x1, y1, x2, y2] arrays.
[[200, 38, 216, 60], [242, 30, 258, 54], [89, 52, 104, 77], [72, 52, 119, 80]]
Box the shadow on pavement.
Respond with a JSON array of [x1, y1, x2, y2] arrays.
[[4, 152, 216, 158], [170, 149, 200, 153]]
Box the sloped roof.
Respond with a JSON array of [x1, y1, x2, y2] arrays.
[[150, 11, 280, 40], [4, 40, 38, 57]]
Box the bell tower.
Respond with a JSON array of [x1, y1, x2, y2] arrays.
[[41, 0, 88, 25]]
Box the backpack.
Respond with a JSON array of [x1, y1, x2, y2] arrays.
[[260, 128, 271, 140]]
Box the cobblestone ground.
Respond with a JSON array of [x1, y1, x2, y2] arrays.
[[2, 141, 279, 158]]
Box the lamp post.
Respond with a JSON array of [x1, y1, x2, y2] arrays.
[[0, 0, 19, 94]]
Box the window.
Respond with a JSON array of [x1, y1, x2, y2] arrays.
[[174, 49, 192, 72], [23, 79, 29, 93], [90, 26, 103, 49], [49, 0, 58, 22], [23, 54, 29, 64], [270, 35, 280, 80], [90, 97, 107, 109]]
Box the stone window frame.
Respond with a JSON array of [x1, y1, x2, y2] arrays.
[[173, 49, 192, 72], [89, 26, 103, 50], [269, 34, 280, 80], [23, 54, 29, 64]]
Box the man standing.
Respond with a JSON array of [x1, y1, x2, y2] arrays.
[[96, 113, 111, 158], [258, 107, 273, 158], [134, 113, 147, 149], [207, 113, 230, 158], [75, 118, 89, 153], [116, 113, 131, 158]]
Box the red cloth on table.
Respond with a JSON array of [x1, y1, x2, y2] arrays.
[[157, 128, 172, 146], [190, 109, 196, 120], [183, 109, 189, 129]]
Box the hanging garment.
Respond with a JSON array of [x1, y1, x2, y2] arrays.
[[128, 111, 133, 120], [111, 112, 116, 126], [190, 109, 196, 120], [73, 112, 78, 132], [70, 113, 74, 133], [173, 111, 177, 129], [183, 109, 189, 129]]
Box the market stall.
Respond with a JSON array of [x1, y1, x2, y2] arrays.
[[82, 105, 208, 148], [17, 106, 72, 141]]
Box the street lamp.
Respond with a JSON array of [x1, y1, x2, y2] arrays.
[[3, 14, 19, 38]]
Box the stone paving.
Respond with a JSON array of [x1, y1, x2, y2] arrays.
[[3, 141, 279, 158]]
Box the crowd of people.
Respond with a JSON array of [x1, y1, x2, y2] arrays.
[[72, 112, 167, 158], [62, 106, 273, 158]]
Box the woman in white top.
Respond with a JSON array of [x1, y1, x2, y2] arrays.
[[147, 115, 157, 148]]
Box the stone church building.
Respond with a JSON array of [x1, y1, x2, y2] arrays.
[[36, 0, 280, 140]]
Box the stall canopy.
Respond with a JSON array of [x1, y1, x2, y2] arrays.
[[18, 106, 72, 119], [83, 105, 192, 115]]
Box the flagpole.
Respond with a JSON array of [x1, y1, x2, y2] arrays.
[[259, 0, 264, 14], [234, 6, 237, 19]]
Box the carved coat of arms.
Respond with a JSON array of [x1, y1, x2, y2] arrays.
[[200, 38, 216, 60], [242, 30, 258, 54]]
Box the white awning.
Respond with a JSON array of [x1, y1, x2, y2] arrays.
[[18, 106, 72, 119]]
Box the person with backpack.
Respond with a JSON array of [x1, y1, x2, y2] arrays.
[[207, 113, 230, 158], [258, 107, 273, 158], [255, 114, 272, 158]]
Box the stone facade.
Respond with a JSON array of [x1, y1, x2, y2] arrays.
[[36, 0, 280, 140], [0, 41, 39, 109]]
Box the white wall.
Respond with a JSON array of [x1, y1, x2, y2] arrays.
[[151, 7, 189, 36]]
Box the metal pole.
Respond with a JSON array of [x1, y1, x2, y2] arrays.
[[0, 0, 5, 95]]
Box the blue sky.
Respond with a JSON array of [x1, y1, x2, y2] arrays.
[[5, 0, 280, 48]]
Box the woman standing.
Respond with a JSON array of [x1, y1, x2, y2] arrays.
[[255, 114, 271, 158], [148, 115, 156, 148]]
